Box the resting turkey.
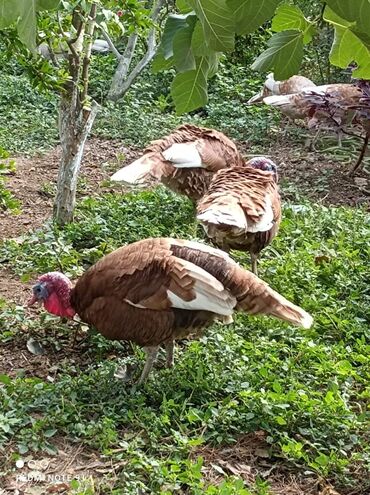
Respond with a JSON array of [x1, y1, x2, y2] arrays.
[[247, 73, 316, 105], [28, 238, 312, 384], [197, 157, 281, 275], [110, 124, 245, 201]]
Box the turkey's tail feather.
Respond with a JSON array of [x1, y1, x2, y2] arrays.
[[263, 94, 293, 107], [110, 152, 163, 185], [197, 199, 247, 229], [247, 91, 264, 105], [237, 271, 313, 328]]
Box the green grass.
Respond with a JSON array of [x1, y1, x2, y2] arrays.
[[0, 59, 277, 154], [0, 74, 58, 154], [0, 188, 369, 493]]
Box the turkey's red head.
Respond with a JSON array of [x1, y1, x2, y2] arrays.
[[28, 272, 76, 318], [246, 157, 278, 181]]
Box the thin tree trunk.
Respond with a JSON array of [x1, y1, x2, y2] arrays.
[[107, 0, 166, 102], [107, 33, 138, 101], [54, 97, 99, 225]]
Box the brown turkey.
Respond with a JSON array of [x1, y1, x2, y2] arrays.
[[197, 157, 281, 275], [263, 83, 363, 125], [247, 73, 316, 105], [110, 124, 245, 201], [28, 238, 312, 384]]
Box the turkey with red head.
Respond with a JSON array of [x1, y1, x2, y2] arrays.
[[110, 124, 245, 201], [197, 157, 281, 275], [28, 238, 312, 385]]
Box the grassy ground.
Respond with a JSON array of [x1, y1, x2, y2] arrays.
[[0, 60, 369, 494]]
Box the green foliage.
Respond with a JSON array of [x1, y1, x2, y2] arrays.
[[0, 0, 60, 50], [0, 189, 197, 277], [0, 148, 20, 212], [324, 6, 370, 78], [0, 73, 57, 153], [154, 0, 370, 113]]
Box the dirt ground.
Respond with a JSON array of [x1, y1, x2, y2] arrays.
[[194, 432, 345, 495], [0, 136, 369, 494]]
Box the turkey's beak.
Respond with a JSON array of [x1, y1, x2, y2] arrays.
[[27, 282, 47, 306], [27, 294, 38, 306], [28, 293, 44, 307]]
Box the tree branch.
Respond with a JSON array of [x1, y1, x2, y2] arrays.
[[107, 0, 166, 102], [81, 2, 97, 103], [99, 27, 122, 60], [106, 33, 138, 101]]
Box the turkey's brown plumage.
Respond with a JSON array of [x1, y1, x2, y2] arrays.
[[110, 124, 245, 201], [197, 159, 281, 275], [30, 238, 312, 384]]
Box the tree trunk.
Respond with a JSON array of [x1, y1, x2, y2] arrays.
[[54, 95, 99, 225]]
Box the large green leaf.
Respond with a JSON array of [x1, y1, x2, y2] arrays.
[[161, 14, 194, 60], [325, 0, 370, 33], [324, 6, 370, 78], [187, 0, 235, 51], [226, 0, 280, 35], [272, 4, 316, 44], [176, 0, 193, 13], [173, 17, 197, 72], [0, 0, 60, 49], [251, 29, 304, 80], [171, 57, 210, 114], [191, 20, 210, 56]]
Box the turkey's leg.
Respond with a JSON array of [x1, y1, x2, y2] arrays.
[[337, 129, 343, 148], [251, 253, 259, 276], [137, 345, 159, 385], [165, 340, 175, 368]]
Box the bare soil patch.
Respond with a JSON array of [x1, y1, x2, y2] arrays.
[[194, 432, 348, 495], [0, 138, 139, 241], [243, 140, 370, 208], [2, 436, 125, 495]]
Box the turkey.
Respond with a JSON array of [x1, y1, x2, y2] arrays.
[[110, 124, 245, 201], [263, 83, 364, 148], [197, 157, 281, 275], [28, 238, 312, 384], [262, 83, 363, 125], [247, 73, 316, 105]]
